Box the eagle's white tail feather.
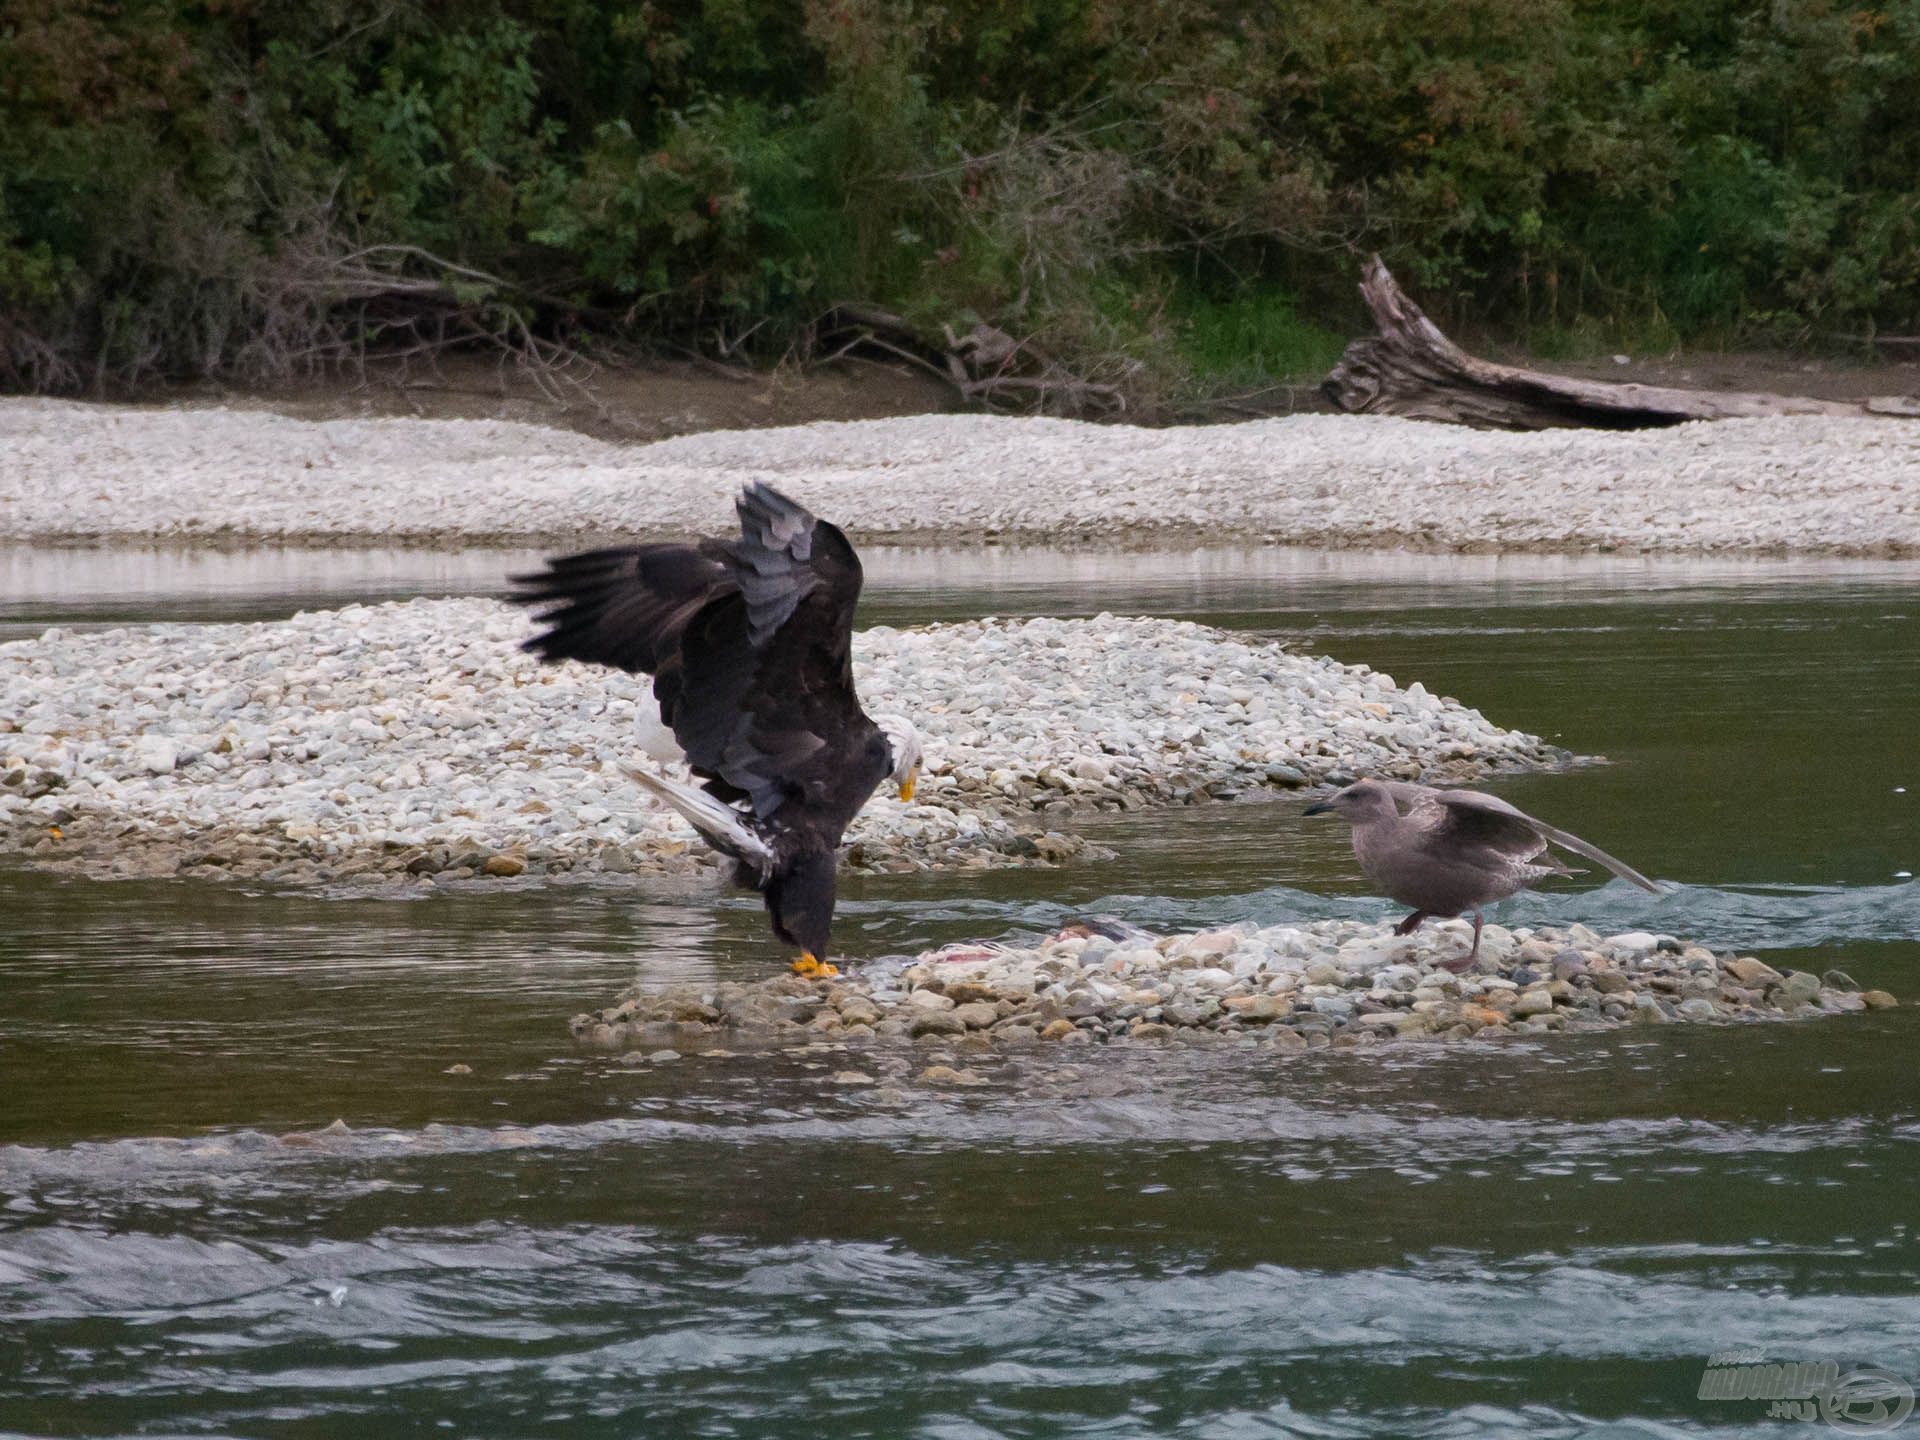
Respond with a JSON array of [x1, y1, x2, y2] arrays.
[[620, 763, 771, 869]]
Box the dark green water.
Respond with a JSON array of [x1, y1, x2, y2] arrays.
[[2, 548, 1916, 1437]]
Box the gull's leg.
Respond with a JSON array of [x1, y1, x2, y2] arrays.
[[1437, 911, 1485, 973], [1393, 911, 1429, 936]]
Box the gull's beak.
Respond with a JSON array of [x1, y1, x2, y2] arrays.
[[897, 767, 918, 803], [1303, 801, 1333, 816]]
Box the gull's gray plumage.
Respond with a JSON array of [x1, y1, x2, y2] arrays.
[[1305, 779, 1663, 970]]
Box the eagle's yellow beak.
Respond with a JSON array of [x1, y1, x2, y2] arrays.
[[897, 767, 918, 803]]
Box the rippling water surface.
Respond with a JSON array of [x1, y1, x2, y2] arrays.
[[2, 545, 1916, 1437]]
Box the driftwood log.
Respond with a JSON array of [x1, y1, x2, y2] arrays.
[[1322, 256, 1920, 430]]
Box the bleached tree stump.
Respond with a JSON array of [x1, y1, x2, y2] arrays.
[[1321, 255, 1920, 430]]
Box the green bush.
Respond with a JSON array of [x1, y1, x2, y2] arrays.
[[2, 0, 1917, 400]]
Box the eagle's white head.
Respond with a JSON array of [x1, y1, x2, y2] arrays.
[[874, 713, 923, 803]]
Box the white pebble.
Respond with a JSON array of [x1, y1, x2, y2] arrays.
[[2, 401, 1916, 554]]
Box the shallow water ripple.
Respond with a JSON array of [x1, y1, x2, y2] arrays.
[[4, 1214, 1917, 1437], [3, 554, 1917, 1436]]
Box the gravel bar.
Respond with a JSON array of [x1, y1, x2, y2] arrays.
[[0, 601, 1558, 882], [574, 920, 1898, 1060], [3, 400, 1917, 554]]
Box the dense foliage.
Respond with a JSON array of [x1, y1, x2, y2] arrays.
[[3, 0, 1917, 399]]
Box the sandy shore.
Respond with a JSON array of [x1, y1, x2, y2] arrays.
[[0, 601, 1558, 882], [3, 399, 1917, 554]]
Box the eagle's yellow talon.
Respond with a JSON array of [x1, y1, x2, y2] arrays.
[[792, 952, 833, 979]]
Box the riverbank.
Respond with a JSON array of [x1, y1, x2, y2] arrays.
[[573, 917, 1898, 1061], [3, 399, 1917, 554], [0, 600, 1558, 883]]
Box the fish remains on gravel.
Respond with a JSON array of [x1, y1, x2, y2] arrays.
[[1307, 779, 1663, 969], [513, 482, 921, 978]]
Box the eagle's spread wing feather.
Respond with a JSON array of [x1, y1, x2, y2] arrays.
[[512, 484, 883, 825], [727, 481, 824, 647], [512, 542, 731, 675]]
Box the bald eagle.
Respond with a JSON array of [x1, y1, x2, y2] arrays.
[[512, 482, 921, 978]]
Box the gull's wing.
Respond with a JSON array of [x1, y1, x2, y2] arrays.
[[1387, 781, 1663, 894], [1390, 781, 1548, 864]]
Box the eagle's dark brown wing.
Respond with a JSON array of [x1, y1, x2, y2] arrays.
[[512, 482, 884, 825], [511, 541, 732, 675]]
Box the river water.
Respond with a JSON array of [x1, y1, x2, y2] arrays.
[[1, 547, 1916, 1437]]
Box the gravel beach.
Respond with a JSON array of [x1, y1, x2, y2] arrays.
[[4, 399, 1917, 554], [574, 918, 1897, 1060], [0, 600, 1557, 882]]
